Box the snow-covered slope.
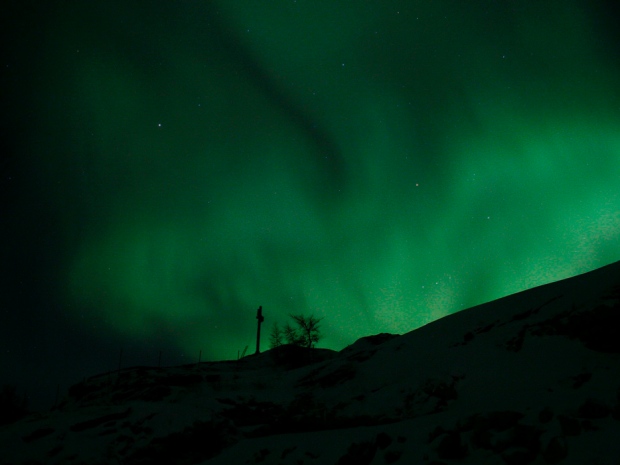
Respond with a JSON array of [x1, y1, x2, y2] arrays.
[[2, 261, 620, 464]]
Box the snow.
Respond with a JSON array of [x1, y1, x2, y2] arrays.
[[1, 261, 620, 464]]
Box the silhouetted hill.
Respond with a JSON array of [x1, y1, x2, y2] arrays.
[[1, 261, 620, 464]]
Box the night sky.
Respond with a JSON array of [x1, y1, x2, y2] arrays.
[[2, 1, 619, 409]]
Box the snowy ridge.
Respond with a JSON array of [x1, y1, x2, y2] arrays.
[[1, 261, 620, 464]]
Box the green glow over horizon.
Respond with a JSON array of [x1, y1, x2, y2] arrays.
[[21, 1, 619, 360]]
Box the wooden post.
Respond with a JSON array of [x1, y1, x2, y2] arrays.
[[255, 306, 264, 354]]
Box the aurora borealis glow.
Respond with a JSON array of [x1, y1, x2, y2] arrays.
[[2, 1, 620, 407]]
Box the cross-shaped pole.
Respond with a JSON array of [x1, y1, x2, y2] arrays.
[[255, 306, 264, 354]]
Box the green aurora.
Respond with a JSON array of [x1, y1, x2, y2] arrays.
[[5, 1, 620, 362]]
